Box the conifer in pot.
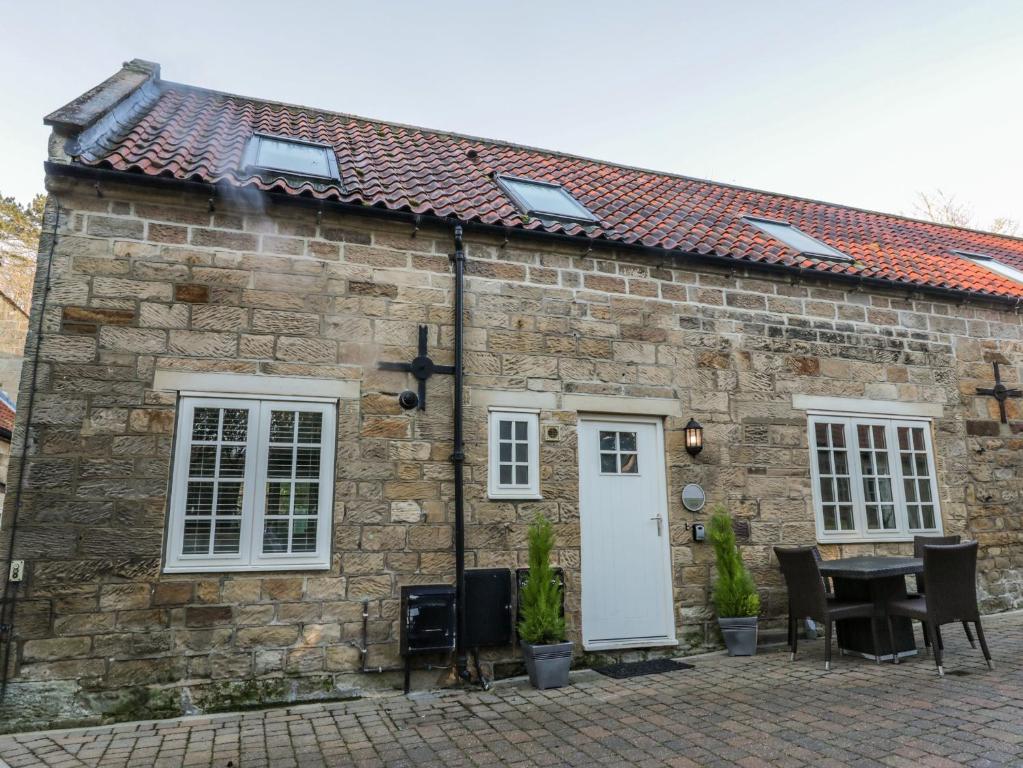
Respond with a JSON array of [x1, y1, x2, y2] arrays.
[[518, 514, 573, 688]]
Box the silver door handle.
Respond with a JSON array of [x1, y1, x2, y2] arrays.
[[650, 515, 662, 536]]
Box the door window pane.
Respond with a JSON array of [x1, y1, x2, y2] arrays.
[[598, 430, 639, 475]]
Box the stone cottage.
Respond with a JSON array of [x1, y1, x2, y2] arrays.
[[1, 59, 1022, 730]]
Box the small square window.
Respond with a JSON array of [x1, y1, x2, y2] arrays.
[[242, 134, 341, 181], [745, 217, 850, 262], [496, 175, 597, 223], [488, 409, 541, 499]]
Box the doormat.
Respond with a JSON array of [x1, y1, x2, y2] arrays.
[[593, 659, 694, 679]]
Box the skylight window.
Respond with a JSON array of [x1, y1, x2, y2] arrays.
[[953, 249, 1023, 285], [745, 217, 851, 262], [242, 134, 340, 181], [496, 175, 597, 223]]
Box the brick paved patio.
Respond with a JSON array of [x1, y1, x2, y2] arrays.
[[2, 611, 1022, 767]]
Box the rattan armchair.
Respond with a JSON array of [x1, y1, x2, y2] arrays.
[[911, 535, 975, 650], [775, 546, 883, 671], [885, 541, 992, 676]]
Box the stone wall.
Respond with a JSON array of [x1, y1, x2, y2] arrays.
[[0, 236, 36, 403], [1, 176, 1021, 730]]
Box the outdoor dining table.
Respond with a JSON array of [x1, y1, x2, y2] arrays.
[[817, 555, 922, 661]]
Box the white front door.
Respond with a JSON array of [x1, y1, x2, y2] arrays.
[[578, 416, 675, 649]]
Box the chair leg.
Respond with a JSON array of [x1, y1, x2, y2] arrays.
[[921, 621, 931, 650], [787, 615, 794, 659], [824, 618, 832, 671], [924, 620, 943, 676], [974, 620, 993, 670], [791, 615, 799, 661], [869, 615, 883, 665], [885, 615, 900, 664], [962, 621, 976, 649], [935, 625, 944, 652]]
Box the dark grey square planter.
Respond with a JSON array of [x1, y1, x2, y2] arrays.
[[521, 641, 573, 689], [718, 616, 758, 656]]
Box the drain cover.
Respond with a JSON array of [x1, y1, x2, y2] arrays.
[[594, 659, 694, 679]]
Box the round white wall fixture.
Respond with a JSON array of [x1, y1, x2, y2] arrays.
[[681, 483, 706, 512]]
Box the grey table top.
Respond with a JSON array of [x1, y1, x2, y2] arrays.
[[818, 555, 922, 580]]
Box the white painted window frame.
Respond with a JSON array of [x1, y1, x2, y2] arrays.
[[165, 395, 336, 573], [807, 411, 943, 544], [487, 408, 541, 500]]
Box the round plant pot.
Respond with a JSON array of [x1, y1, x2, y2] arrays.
[[718, 616, 758, 656], [521, 641, 573, 689]]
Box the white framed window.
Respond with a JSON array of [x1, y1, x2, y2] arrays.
[[165, 396, 336, 572], [487, 409, 541, 500], [807, 413, 942, 543]]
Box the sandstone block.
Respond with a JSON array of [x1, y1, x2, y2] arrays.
[[252, 309, 320, 335], [191, 305, 248, 332], [275, 336, 336, 362], [99, 327, 167, 353], [87, 215, 145, 239], [152, 582, 193, 606], [93, 277, 172, 301], [185, 605, 233, 627], [390, 501, 422, 523], [262, 578, 303, 601], [22, 636, 91, 661], [174, 283, 209, 303], [139, 302, 189, 329], [168, 330, 237, 357], [235, 625, 299, 649]]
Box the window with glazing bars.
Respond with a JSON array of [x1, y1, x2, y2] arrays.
[[487, 409, 541, 499], [808, 414, 942, 542], [165, 397, 335, 572]]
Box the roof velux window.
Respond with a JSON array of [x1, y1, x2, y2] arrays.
[[745, 217, 851, 262], [496, 175, 597, 223], [952, 249, 1023, 285], [242, 133, 341, 181]]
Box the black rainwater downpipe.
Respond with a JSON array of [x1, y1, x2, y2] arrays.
[[450, 224, 469, 681]]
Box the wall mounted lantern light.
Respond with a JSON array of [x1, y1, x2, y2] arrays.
[[684, 418, 704, 456]]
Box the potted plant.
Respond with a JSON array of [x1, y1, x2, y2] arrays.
[[518, 514, 572, 689], [708, 508, 760, 656]]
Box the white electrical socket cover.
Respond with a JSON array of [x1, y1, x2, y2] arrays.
[[8, 560, 24, 582]]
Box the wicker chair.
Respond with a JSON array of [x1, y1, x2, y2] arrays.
[[775, 546, 883, 671], [911, 535, 975, 650], [885, 541, 992, 676]]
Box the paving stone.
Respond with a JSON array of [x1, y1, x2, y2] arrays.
[[2, 612, 1022, 766]]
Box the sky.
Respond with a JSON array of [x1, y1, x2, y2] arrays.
[[2, 0, 1022, 229]]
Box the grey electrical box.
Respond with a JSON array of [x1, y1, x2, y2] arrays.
[[692, 523, 706, 543]]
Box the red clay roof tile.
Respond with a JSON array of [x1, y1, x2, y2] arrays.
[[69, 78, 1023, 301]]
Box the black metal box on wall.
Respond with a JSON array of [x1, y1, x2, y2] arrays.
[[400, 585, 456, 656], [463, 569, 513, 648]]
